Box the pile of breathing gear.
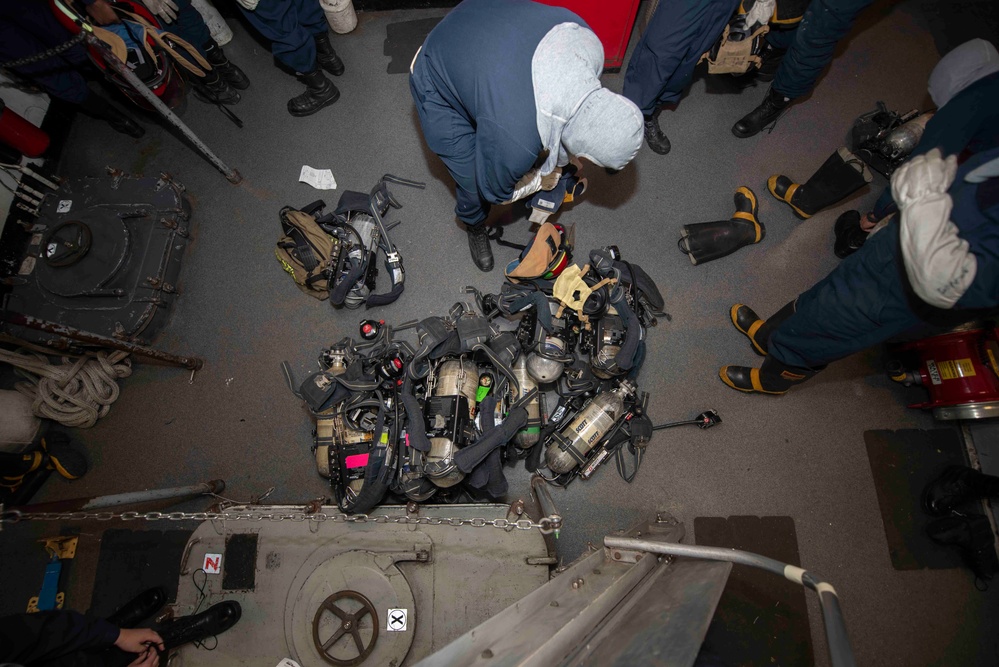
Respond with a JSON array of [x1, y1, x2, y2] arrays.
[[275, 175, 425, 309], [284, 223, 674, 514]]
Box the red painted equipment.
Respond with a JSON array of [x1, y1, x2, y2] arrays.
[[0, 101, 50, 158], [887, 323, 999, 420], [536, 0, 643, 70]]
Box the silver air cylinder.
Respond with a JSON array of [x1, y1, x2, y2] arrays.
[[545, 381, 634, 475], [425, 359, 478, 487], [527, 301, 567, 383], [512, 356, 541, 448], [883, 112, 934, 160]]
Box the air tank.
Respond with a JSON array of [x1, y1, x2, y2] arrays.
[[512, 356, 541, 448], [545, 381, 634, 474], [424, 358, 478, 487]]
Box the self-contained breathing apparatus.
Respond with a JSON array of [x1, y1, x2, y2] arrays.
[[284, 223, 719, 514], [275, 175, 424, 309], [851, 103, 934, 177]]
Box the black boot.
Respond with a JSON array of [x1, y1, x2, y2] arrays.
[[315, 32, 345, 76], [643, 113, 671, 155], [42, 432, 87, 480], [288, 68, 340, 117], [729, 300, 796, 356], [755, 42, 786, 82], [678, 187, 763, 265], [79, 93, 144, 138], [732, 86, 791, 138], [158, 601, 241, 651], [927, 514, 999, 585], [924, 466, 999, 516], [720, 353, 821, 395], [833, 210, 870, 258], [106, 587, 167, 628], [203, 39, 249, 90], [192, 69, 241, 105], [0, 450, 45, 491], [466, 223, 494, 272], [768, 148, 872, 219]]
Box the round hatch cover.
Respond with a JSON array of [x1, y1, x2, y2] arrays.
[[287, 549, 416, 666]]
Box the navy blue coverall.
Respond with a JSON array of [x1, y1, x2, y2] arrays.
[[623, 0, 739, 115], [237, 0, 328, 74], [767, 0, 876, 99], [769, 146, 999, 369], [0, 610, 128, 666]]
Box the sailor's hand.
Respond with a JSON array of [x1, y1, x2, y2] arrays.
[[540, 168, 562, 191], [86, 0, 120, 24], [116, 628, 165, 654], [126, 647, 160, 667]]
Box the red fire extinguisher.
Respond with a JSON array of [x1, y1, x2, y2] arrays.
[[0, 100, 51, 158]]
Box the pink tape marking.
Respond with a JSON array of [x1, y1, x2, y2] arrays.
[[344, 453, 370, 469]]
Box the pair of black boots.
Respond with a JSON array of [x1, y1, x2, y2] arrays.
[[191, 38, 250, 106], [923, 466, 999, 587], [719, 301, 824, 395], [289, 33, 345, 117], [105, 587, 241, 659]]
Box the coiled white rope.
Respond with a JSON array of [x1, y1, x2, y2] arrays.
[[0, 348, 132, 428]]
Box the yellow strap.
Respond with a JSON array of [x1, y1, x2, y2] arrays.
[[732, 211, 757, 222], [119, 10, 210, 76]]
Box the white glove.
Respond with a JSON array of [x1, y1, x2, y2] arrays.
[[141, 0, 179, 24], [890, 148, 958, 209], [894, 149, 977, 309]]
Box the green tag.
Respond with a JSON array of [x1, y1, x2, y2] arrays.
[[476, 386, 491, 403]]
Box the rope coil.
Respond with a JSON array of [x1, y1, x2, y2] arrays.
[[0, 348, 132, 428]]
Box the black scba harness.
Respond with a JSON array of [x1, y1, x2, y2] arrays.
[[300, 174, 424, 309]]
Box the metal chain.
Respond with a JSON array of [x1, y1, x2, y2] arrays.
[[0, 31, 88, 70], [0, 506, 563, 535]]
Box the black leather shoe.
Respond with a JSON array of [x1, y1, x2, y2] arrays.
[[288, 68, 340, 117], [732, 87, 790, 138], [315, 32, 345, 76], [833, 210, 869, 258], [643, 114, 671, 155], [192, 70, 241, 105], [106, 587, 167, 628], [159, 601, 242, 650], [927, 514, 999, 585], [924, 465, 999, 516], [466, 224, 494, 272], [204, 40, 249, 90]]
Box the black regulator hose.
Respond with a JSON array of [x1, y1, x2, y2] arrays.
[[399, 375, 431, 453]]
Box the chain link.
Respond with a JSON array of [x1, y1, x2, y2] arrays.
[[0, 506, 563, 534], [0, 31, 88, 70]]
